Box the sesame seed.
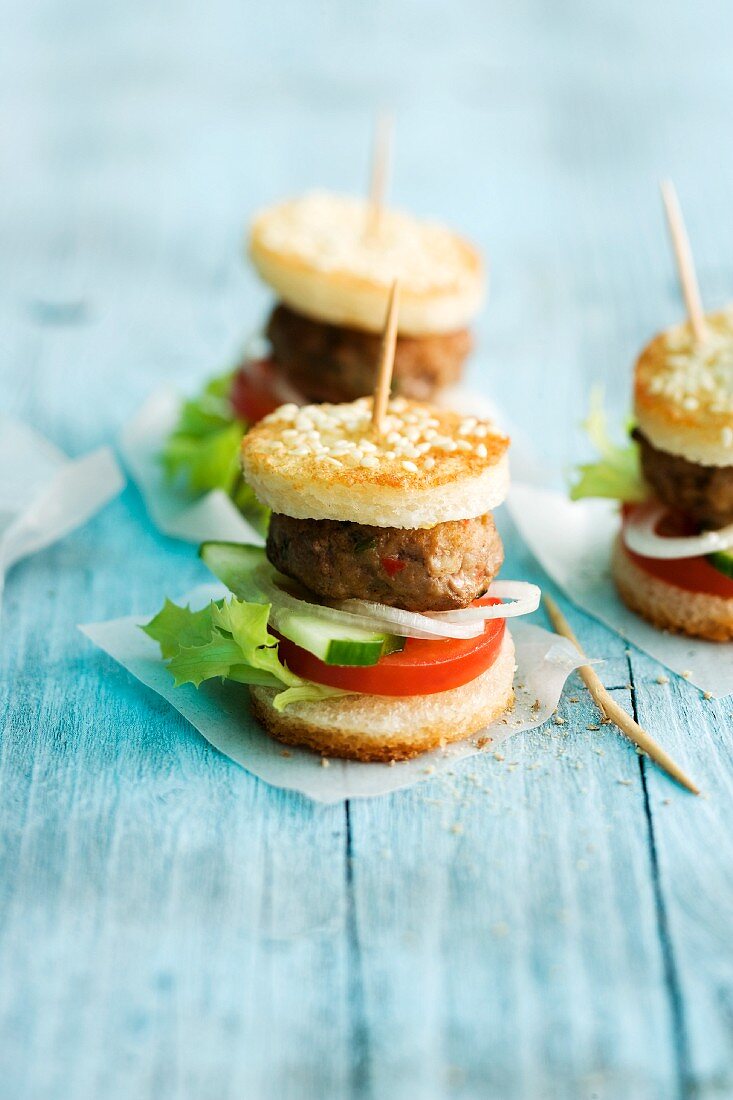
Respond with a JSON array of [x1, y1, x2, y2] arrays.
[[250, 396, 507, 474]]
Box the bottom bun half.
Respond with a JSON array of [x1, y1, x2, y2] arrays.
[[250, 631, 516, 762], [612, 536, 733, 643]]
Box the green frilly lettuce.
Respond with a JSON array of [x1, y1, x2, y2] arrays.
[[143, 597, 346, 711], [570, 391, 648, 504], [161, 370, 270, 535]]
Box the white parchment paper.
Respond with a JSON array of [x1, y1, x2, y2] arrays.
[[508, 484, 733, 698], [80, 582, 585, 802], [119, 388, 264, 545], [0, 416, 125, 605]]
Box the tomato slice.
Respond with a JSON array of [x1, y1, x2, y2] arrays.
[[277, 598, 507, 696], [230, 359, 284, 423], [621, 508, 733, 599]]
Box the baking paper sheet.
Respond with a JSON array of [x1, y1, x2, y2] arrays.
[[80, 582, 586, 803], [0, 416, 125, 606], [119, 387, 264, 545], [508, 484, 733, 698]]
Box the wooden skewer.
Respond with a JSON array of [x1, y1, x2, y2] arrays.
[[365, 111, 393, 240], [660, 180, 708, 344], [371, 279, 400, 435], [543, 594, 700, 795]]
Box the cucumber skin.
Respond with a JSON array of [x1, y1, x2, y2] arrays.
[[707, 550, 733, 580]]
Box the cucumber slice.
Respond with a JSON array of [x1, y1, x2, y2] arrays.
[[707, 548, 733, 580], [200, 541, 269, 601], [200, 540, 403, 666], [275, 609, 403, 666]]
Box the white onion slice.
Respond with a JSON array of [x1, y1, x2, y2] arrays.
[[334, 598, 484, 639], [256, 568, 481, 639], [427, 581, 542, 622], [622, 502, 733, 560]]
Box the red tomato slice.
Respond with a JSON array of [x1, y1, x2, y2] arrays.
[[230, 359, 284, 423], [277, 599, 507, 696], [621, 508, 733, 599]]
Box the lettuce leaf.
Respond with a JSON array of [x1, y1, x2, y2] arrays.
[[142, 596, 346, 709], [161, 370, 270, 535], [570, 391, 648, 503]]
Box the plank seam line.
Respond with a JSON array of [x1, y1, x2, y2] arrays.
[[629, 656, 693, 1100], [345, 801, 371, 1099]]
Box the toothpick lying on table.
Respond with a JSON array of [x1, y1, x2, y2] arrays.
[[365, 111, 393, 240], [661, 179, 708, 344], [544, 594, 700, 794], [371, 279, 401, 435]]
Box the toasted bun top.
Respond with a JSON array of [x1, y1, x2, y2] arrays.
[[240, 396, 509, 527], [248, 191, 484, 337], [634, 307, 733, 467]]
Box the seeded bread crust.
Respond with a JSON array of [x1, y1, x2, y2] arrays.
[[634, 307, 733, 467], [240, 397, 510, 527], [248, 191, 485, 337]]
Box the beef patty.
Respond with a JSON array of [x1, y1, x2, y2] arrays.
[[266, 304, 471, 404], [266, 513, 503, 613], [634, 430, 733, 529]]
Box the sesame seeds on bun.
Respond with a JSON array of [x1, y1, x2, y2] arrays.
[[248, 192, 485, 337], [634, 307, 733, 467], [240, 396, 510, 528]]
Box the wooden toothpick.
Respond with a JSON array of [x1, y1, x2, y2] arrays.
[[365, 111, 393, 240], [660, 180, 708, 344], [371, 280, 401, 435], [543, 594, 700, 795]]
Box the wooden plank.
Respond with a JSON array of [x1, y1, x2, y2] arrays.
[[347, 526, 681, 1099], [630, 650, 733, 1098], [0, 511, 353, 1100]]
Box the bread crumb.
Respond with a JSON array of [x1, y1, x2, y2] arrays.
[[423, 765, 436, 775], [681, 669, 693, 680], [656, 674, 669, 685], [554, 716, 566, 726], [586, 724, 600, 731], [703, 691, 713, 700], [450, 823, 464, 835], [320, 757, 330, 768], [493, 752, 505, 762], [568, 696, 579, 704], [617, 778, 633, 786]]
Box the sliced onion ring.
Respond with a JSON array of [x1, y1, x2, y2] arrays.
[[256, 567, 482, 639], [427, 581, 542, 622], [622, 502, 733, 561], [333, 598, 484, 639]]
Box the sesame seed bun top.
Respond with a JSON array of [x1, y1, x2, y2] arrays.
[[248, 192, 485, 337], [240, 397, 510, 528], [634, 307, 733, 467]]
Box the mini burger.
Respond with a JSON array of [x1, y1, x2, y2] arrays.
[[161, 192, 484, 527], [248, 191, 485, 404], [572, 308, 733, 642], [145, 397, 540, 761]]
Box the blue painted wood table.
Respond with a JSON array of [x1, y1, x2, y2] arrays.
[[2, 2, 733, 1096]]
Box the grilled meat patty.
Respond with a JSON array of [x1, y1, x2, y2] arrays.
[[635, 429, 733, 529], [266, 304, 471, 404], [266, 513, 503, 613]]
